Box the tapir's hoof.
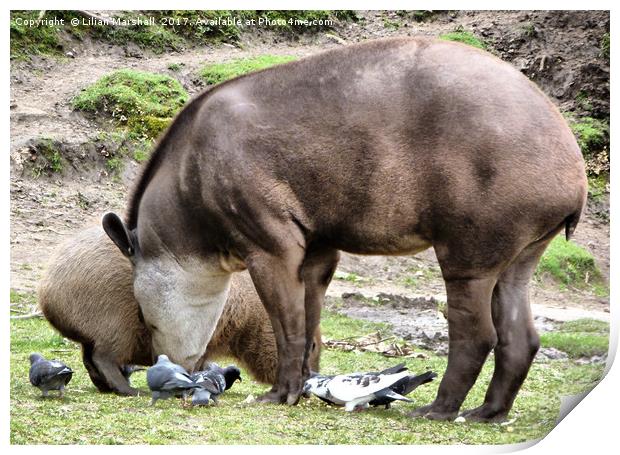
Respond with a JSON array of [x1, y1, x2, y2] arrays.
[[408, 404, 458, 421], [115, 387, 140, 397], [256, 390, 286, 404], [286, 392, 300, 406], [460, 405, 509, 423]]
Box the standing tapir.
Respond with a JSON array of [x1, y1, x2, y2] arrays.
[[103, 37, 587, 422]]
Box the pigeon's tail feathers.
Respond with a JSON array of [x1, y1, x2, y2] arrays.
[[378, 389, 413, 402], [397, 371, 438, 396], [192, 389, 212, 406], [58, 370, 73, 385], [379, 363, 408, 375]]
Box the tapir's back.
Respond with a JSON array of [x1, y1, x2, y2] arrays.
[[187, 37, 585, 254]]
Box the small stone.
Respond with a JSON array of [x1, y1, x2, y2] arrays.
[[454, 416, 466, 423]]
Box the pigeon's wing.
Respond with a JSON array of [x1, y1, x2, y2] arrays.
[[316, 395, 340, 406], [160, 372, 197, 392], [148, 366, 196, 391], [204, 362, 224, 375], [328, 370, 410, 402], [378, 363, 408, 375], [194, 375, 221, 395], [29, 361, 72, 387], [157, 357, 190, 376]]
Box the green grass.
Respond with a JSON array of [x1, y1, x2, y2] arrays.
[[588, 174, 609, 202], [540, 319, 609, 358], [383, 19, 400, 30], [400, 267, 442, 290], [395, 11, 442, 22], [10, 305, 607, 444], [536, 236, 603, 291], [439, 29, 487, 49], [600, 32, 610, 58], [199, 55, 297, 85], [10, 11, 65, 60], [167, 63, 184, 71], [10, 290, 37, 307], [28, 137, 64, 178], [73, 69, 188, 141], [521, 22, 536, 38], [564, 113, 609, 176], [569, 116, 609, 158]]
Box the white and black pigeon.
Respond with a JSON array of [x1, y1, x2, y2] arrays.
[[189, 362, 242, 406], [29, 353, 73, 398], [146, 355, 200, 406], [303, 363, 437, 412]]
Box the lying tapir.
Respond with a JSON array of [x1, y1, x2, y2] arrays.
[[102, 37, 587, 421], [38, 225, 322, 396]]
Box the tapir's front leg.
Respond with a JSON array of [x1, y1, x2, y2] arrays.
[[246, 245, 307, 405], [300, 248, 340, 378]]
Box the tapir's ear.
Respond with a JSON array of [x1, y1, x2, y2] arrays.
[[102, 212, 136, 258]]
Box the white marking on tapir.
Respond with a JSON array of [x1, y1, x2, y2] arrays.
[[510, 305, 520, 323], [133, 254, 232, 372]]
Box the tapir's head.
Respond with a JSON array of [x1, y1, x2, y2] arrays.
[[102, 212, 233, 371]]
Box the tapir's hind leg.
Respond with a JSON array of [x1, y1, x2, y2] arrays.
[[410, 276, 498, 420], [300, 248, 340, 378], [460, 238, 552, 422]]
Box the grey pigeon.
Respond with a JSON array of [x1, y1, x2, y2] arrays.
[[303, 364, 436, 412], [146, 355, 200, 406], [29, 353, 73, 397], [189, 362, 242, 406]]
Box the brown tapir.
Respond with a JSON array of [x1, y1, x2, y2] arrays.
[[38, 225, 322, 396], [102, 37, 587, 421]]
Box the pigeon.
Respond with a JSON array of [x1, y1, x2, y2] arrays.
[[303, 363, 437, 412], [189, 362, 242, 406], [29, 353, 73, 397], [146, 355, 201, 406]]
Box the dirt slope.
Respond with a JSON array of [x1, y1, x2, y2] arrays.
[[10, 11, 610, 337]]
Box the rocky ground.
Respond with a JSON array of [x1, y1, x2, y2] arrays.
[[9, 10, 610, 358]]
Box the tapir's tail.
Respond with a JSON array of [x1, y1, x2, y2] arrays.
[[565, 173, 588, 241], [565, 211, 582, 241]]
